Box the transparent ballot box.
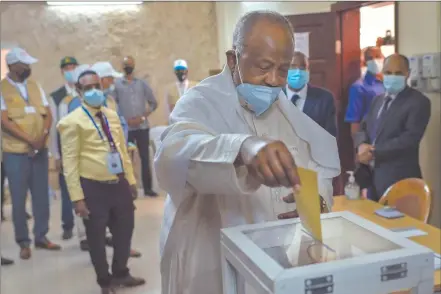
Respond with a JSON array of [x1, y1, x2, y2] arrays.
[[220, 211, 434, 294]]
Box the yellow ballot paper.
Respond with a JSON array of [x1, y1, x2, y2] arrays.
[[294, 167, 322, 242]]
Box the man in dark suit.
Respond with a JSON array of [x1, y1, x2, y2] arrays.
[[354, 54, 431, 201], [286, 51, 337, 136]]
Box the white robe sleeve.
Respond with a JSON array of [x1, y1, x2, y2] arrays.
[[154, 91, 261, 203], [155, 122, 261, 197]]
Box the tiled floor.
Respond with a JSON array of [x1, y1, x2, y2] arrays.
[[1, 194, 165, 294]]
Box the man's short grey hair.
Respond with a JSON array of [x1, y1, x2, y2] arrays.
[[232, 10, 295, 55]]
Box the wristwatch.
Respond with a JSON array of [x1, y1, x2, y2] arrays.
[[320, 196, 329, 213]]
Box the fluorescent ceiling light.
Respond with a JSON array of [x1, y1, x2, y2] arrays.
[[47, 2, 143, 6]]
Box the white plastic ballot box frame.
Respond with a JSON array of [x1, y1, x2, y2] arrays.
[[220, 211, 434, 294]]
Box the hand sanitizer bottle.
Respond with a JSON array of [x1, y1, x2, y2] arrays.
[[345, 171, 360, 200]]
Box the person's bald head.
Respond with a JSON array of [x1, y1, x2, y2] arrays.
[[122, 56, 135, 75], [226, 10, 295, 87], [383, 53, 409, 77], [290, 51, 309, 71]]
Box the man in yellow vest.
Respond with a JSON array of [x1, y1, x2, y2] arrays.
[[165, 59, 198, 117], [1, 47, 61, 260]]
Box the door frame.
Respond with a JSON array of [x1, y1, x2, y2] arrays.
[[331, 1, 399, 52], [330, 1, 399, 188]]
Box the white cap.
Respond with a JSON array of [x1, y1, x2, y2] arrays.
[[91, 61, 123, 79], [173, 59, 188, 70], [73, 64, 91, 83], [6, 47, 38, 65]]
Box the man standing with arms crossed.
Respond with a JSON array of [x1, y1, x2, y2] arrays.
[[113, 56, 158, 197], [1, 48, 61, 260]]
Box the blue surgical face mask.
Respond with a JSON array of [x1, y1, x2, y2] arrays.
[[234, 51, 281, 116], [287, 69, 309, 90], [366, 59, 383, 75], [383, 75, 406, 94], [83, 88, 105, 107], [64, 70, 76, 84]]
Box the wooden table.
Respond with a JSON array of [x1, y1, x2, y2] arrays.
[[332, 196, 441, 292]]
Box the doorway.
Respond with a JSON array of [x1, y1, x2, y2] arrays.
[[330, 1, 398, 192], [287, 2, 399, 194], [360, 2, 396, 76]]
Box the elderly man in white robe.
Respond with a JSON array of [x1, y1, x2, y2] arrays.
[[155, 10, 341, 294]]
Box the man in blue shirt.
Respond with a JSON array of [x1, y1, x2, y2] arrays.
[[345, 46, 385, 137]]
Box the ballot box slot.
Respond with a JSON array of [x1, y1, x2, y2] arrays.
[[304, 275, 334, 294]]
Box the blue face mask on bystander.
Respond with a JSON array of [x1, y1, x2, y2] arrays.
[[383, 75, 406, 94], [83, 88, 106, 107], [287, 68, 309, 90], [64, 70, 76, 84]]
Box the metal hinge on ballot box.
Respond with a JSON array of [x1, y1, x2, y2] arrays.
[[381, 262, 408, 282], [304, 275, 334, 294]]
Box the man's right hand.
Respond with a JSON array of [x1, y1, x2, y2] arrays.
[[239, 138, 301, 188], [74, 200, 90, 219], [357, 143, 374, 164], [29, 137, 45, 151]]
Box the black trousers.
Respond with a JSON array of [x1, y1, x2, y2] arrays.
[[80, 177, 135, 288], [1, 162, 5, 218], [128, 128, 152, 194]]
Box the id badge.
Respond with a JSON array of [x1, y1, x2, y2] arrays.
[[107, 151, 123, 175], [24, 106, 36, 114]]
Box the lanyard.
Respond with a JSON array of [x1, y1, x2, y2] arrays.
[[82, 106, 115, 147]]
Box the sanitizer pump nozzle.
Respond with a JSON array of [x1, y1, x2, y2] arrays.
[[345, 171, 360, 200]]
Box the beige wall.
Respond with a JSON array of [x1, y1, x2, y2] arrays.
[[215, 1, 335, 67], [216, 1, 441, 226], [0, 2, 219, 126], [398, 2, 441, 226]]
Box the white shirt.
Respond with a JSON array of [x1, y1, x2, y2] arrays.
[[65, 83, 78, 98], [0, 76, 49, 110], [376, 91, 401, 119], [176, 79, 189, 97], [286, 84, 308, 111]]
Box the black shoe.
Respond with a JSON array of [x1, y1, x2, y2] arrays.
[[1, 257, 14, 266], [144, 189, 158, 197], [62, 229, 73, 240], [79, 240, 89, 251], [112, 275, 146, 288], [35, 238, 61, 251]]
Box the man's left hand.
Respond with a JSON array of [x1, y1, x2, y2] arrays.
[[130, 185, 138, 200], [278, 193, 299, 219], [277, 193, 329, 220]]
